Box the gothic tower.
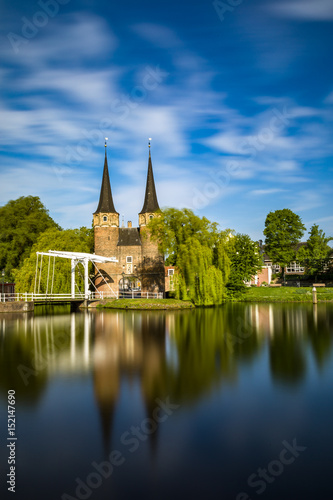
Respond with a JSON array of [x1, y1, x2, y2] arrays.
[[93, 140, 164, 296], [138, 141, 165, 293], [139, 141, 160, 226], [93, 142, 119, 291]]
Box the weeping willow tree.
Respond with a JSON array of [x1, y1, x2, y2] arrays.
[[13, 227, 94, 294], [149, 208, 232, 305]]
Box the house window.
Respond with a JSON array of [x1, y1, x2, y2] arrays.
[[149, 215, 153, 220], [126, 256, 132, 263], [103, 216, 107, 222], [286, 262, 304, 273], [168, 269, 174, 276]]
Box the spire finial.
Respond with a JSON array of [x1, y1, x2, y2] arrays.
[[105, 137, 108, 148]]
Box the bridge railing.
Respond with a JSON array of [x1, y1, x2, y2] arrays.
[[91, 291, 164, 300], [0, 291, 164, 302], [0, 293, 86, 302]]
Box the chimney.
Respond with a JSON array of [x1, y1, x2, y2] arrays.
[[127, 221, 132, 228]]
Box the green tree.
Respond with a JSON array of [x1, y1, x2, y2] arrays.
[[264, 209, 306, 282], [226, 233, 263, 297], [14, 227, 93, 293], [148, 208, 229, 305], [0, 196, 60, 279], [297, 224, 333, 279]]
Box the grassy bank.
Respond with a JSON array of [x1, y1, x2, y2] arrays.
[[241, 286, 333, 303], [94, 298, 195, 310]]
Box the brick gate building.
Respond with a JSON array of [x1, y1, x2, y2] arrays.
[[93, 142, 165, 296]]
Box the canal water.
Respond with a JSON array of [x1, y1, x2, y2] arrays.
[[0, 303, 333, 500]]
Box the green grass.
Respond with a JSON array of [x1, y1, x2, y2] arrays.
[[241, 286, 333, 303], [95, 298, 194, 310]]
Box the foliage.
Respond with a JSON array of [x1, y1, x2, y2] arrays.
[[297, 224, 333, 278], [264, 209, 306, 280], [149, 209, 261, 305], [0, 196, 60, 280], [14, 227, 94, 293], [148, 208, 230, 305], [226, 233, 262, 298]]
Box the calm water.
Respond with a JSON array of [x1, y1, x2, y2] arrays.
[[1, 303, 333, 500]]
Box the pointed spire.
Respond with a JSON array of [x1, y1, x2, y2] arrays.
[[94, 140, 118, 214], [139, 139, 160, 214]]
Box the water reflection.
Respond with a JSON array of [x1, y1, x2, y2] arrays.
[[93, 311, 166, 454], [0, 303, 333, 440]]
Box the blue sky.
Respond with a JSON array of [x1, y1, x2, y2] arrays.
[[1, 0, 333, 241]]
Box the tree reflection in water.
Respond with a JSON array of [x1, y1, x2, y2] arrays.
[[0, 303, 332, 452]]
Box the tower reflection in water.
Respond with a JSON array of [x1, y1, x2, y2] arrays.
[[92, 311, 166, 455]]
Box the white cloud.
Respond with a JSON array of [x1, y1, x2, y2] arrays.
[[131, 23, 181, 49], [250, 188, 287, 196], [269, 0, 333, 20], [203, 133, 246, 155], [3, 12, 118, 62]]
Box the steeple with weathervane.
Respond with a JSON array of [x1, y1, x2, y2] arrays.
[[93, 138, 119, 228], [139, 138, 160, 226]]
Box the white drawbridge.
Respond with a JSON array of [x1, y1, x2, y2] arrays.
[[34, 250, 118, 299]]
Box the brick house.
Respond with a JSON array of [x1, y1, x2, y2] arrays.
[[165, 266, 176, 292], [248, 241, 317, 285], [93, 143, 165, 296]]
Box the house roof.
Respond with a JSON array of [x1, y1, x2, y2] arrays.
[[139, 149, 160, 214], [117, 228, 142, 246], [94, 147, 118, 215], [262, 242, 308, 262]]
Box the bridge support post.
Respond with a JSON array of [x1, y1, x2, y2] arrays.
[[71, 259, 76, 298], [84, 259, 89, 299]]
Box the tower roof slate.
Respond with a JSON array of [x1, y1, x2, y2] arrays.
[[94, 149, 118, 215], [117, 228, 142, 246], [139, 150, 160, 214]]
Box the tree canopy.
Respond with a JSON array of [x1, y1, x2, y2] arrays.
[[226, 232, 263, 296], [149, 208, 261, 304], [298, 224, 333, 278], [264, 208, 305, 279], [0, 196, 60, 280], [14, 227, 94, 293]]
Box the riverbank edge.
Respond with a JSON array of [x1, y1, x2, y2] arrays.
[[0, 301, 34, 313], [91, 298, 195, 310], [235, 286, 333, 303]]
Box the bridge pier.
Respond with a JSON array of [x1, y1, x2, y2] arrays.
[[0, 301, 34, 313], [70, 299, 91, 311]]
